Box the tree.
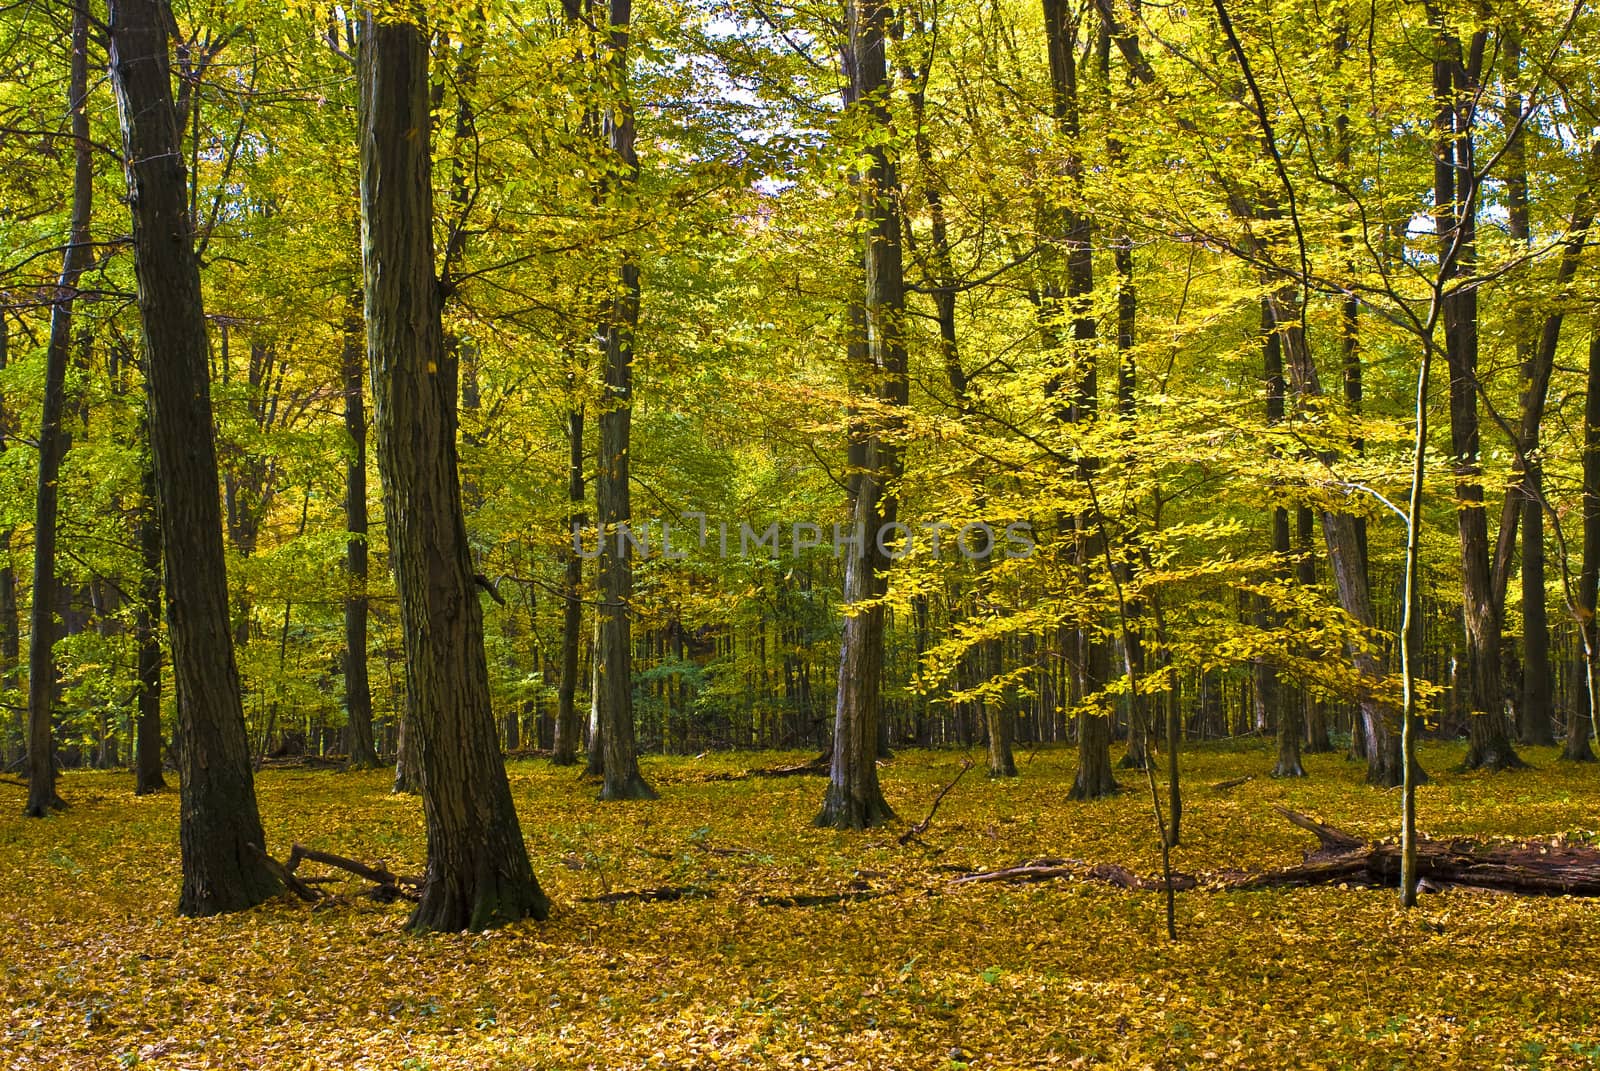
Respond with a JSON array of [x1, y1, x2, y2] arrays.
[[592, 0, 656, 802], [22, 0, 92, 817], [132, 415, 166, 795], [338, 291, 379, 769], [358, 9, 548, 930], [1428, 10, 1522, 772], [107, 0, 281, 914], [817, 0, 904, 830]]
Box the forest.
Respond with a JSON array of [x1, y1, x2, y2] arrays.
[[2, 0, 1599, 1066]]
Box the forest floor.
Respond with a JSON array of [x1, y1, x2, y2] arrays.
[[2, 741, 1598, 1070]]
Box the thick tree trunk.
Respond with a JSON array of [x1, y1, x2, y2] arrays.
[[592, 0, 655, 802], [339, 293, 379, 769], [24, 0, 92, 817], [818, 0, 903, 829], [108, 0, 281, 914], [359, 14, 547, 930], [1069, 679, 1120, 801], [133, 420, 166, 795]]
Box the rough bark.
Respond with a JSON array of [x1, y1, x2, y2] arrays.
[[337, 292, 379, 768], [359, 13, 547, 930], [24, 0, 93, 817], [1068, 702, 1121, 800], [818, 0, 903, 830], [108, 0, 281, 914]]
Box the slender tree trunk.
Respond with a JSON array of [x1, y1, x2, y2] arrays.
[[1567, 332, 1600, 762], [339, 292, 379, 768], [901, 25, 1012, 778], [359, 12, 547, 930], [1261, 297, 1305, 778], [0, 275, 20, 768], [1266, 294, 1407, 787], [818, 0, 903, 829], [1431, 23, 1522, 772], [108, 0, 281, 913], [554, 404, 585, 765], [133, 416, 166, 794], [24, 0, 93, 816], [591, 0, 655, 802]]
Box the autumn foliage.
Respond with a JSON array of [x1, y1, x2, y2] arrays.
[[3, 743, 1598, 1069]]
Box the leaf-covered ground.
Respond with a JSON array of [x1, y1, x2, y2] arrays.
[[3, 742, 1598, 1070]]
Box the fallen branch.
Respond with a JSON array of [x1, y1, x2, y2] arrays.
[[757, 888, 885, 907], [285, 844, 421, 901], [581, 885, 713, 904], [950, 857, 1198, 892], [899, 760, 973, 845], [703, 750, 832, 782], [1209, 775, 1253, 793]]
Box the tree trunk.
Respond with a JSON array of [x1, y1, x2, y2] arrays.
[[108, 0, 281, 914], [359, 12, 547, 930], [24, 0, 92, 817], [554, 404, 585, 766], [591, 0, 655, 802], [818, 0, 903, 829], [1262, 297, 1304, 778], [339, 292, 379, 769], [1432, 24, 1522, 772], [900, 24, 1012, 779], [1265, 293, 1406, 787], [1296, 506, 1333, 752], [133, 418, 166, 795], [1520, 475, 1554, 745], [1567, 332, 1600, 763]]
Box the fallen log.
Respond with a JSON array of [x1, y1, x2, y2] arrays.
[[952, 810, 1600, 897], [702, 750, 832, 782]]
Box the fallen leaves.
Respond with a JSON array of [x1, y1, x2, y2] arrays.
[[0, 742, 1597, 1069]]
